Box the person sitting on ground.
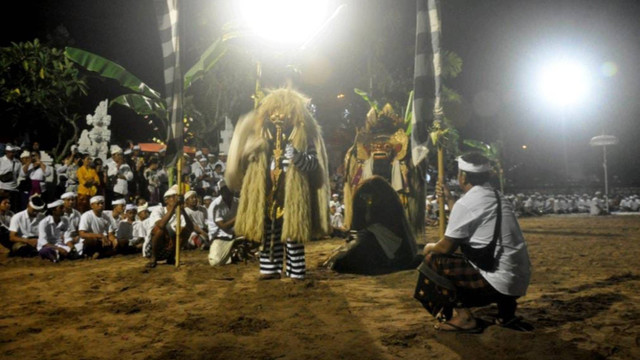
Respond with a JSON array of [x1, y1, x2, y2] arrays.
[[104, 198, 125, 229], [0, 194, 15, 251], [590, 191, 607, 216], [116, 204, 143, 253], [202, 195, 213, 211], [330, 204, 347, 238], [37, 200, 73, 262], [207, 179, 238, 266], [134, 202, 151, 256], [330, 193, 343, 214], [418, 153, 531, 333], [78, 195, 118, 258], [183, 190, 209, 250], [61, 192, 82, 253], [8, 194, 46, 256], [146, 185, 194, 268]]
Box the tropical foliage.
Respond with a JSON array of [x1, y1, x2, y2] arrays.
[[0, 39, 87, 161], [64, 24, 249, 150]]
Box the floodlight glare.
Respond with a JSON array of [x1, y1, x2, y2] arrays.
[[538, 59, 590, 108], [238, 0, 329, 46]]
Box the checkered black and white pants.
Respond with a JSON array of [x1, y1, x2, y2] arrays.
[[260, 218, 306, 279]]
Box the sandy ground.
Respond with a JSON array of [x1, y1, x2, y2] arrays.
[[1, 214, 639, 360]]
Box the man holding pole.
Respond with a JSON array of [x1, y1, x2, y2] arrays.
[[146, 184, 193, 268], [415, 153, 531, 332]]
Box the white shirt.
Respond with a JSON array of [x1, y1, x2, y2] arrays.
[[149, 206, 186, 233], [21, 163, 53, 193], [445, 184, 531, 297], [207, 196, 238, 239], [9, 209, 45, 238], [106, 160, 133, 195], [103, 210, 122, 232], [185, 206, 207, 230], [37, 215, 72, 251], [331, 212, 344, 229], [78, 210, 114, 237], [590, 197, 604, 215], [63, 208, 82, 234], [133, 220, 147, 239], [0, 155, 21, 190], [192, 163, 210, 189]]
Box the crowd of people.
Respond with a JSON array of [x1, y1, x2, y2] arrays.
[[426, 189, 640, 222], [0, 141, 238, 266]]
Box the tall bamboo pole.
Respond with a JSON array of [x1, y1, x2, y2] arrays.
[[174, 156, 182, 267], [437, 145, 445, 239]]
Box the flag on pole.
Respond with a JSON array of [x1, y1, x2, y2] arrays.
[[412, 0, 443, 166], [411, 0, 433, 166], [428, 0, 444, 125], [154, 0, 183, 167]]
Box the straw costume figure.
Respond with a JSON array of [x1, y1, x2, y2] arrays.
[[226, 88, 330, 280]]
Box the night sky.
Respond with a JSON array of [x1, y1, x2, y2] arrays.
[[2, 0, 640, 187]]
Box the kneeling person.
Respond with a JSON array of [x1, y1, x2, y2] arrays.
[[418, 153, 531, 332], [207, 180, 238, 266], [146, 185, 194, 268]]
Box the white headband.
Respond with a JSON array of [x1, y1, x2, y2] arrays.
[[457, 156, 491, 173]]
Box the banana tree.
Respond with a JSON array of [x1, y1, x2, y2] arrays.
[[64, 24, 245, 143], [463, 139, 505, 192]]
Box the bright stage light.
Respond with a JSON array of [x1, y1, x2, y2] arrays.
[[538, 59, 591, 108], [237, 0, 329, 46]]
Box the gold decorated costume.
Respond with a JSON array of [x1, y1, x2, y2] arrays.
[[343, 104, 424, 240]]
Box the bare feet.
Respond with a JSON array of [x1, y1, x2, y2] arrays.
[[434, 308, 481, 333]]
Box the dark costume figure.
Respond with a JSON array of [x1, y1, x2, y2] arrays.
[[226, 88, 330, 280], [342, 104, 425, 239]]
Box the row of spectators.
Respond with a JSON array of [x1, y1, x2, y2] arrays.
[[426, 190, 640, 221], [0, 142, 227, 214], [0, 180, 236, 263]]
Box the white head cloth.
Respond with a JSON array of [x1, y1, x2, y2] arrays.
[[457, 156, 491, 173]]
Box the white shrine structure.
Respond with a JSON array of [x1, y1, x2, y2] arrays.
[[78, 99, 111, 162]]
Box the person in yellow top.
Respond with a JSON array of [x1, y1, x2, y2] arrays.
[[77, 154, 100, 213]]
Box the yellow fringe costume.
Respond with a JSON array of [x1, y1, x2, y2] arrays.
[[225, 88, 330, 244]]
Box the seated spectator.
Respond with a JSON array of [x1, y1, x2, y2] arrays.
[[117, 204, 144, 253], [0, 194, 15, 251], [37, 200, 74, 262], [8, 194, 46, 257], [61, 192, 82, 249], [183, 191, 209, 250], [78, 195, 118, 259], [207, 180, 238, 266], [330, 204, 347, 238], [146, 185, 194, 268]]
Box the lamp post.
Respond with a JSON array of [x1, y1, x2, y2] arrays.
[[589, 134, 618, 213]]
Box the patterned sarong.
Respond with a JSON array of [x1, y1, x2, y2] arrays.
[[415, 253, 504, 319]]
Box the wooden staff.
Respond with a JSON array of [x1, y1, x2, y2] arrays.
[[175, 156, 182, 267], [437, 145, 445, 239]]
